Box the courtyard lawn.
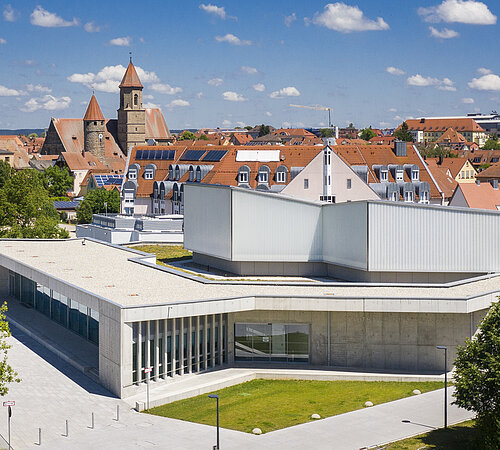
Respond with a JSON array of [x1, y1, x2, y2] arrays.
[[146, 379, 444, 434], [130, 245, 192, 264], [388, 420, 476, 449]]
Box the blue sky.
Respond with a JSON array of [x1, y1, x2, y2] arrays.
[[0, 0, 499, 130]]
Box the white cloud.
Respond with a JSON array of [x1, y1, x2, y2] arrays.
[[150, 83, 182, 95], [84, 21, 101, 33], [215, 33, 252, 45], [109, 36, 131, 46], [144, 94, 154, 100], [240, 66, 258, 74], [207, 78, 223, 86], [468, 74, 500, 91], [199, 4, 227, 19], [478, 67, 492, 75], [253, 83, 265, 92], [22, 95, 71, 112], [265, 111, 272, 117], [3, 5, 18, 22], [236, 121, 246, 127], [196, 92, 203, 99], [222, 91, 247, 102], [0, 85, 22, 96], [284, 13, 296, 27], [270, 86, 300, 98], [222, 119, 232, 127], [168, 99, 190, 107], [26, 84, 51, 93], [407, 74, 456, 91], [312, 3, 389, 33], [386, 66, 406, 76], [30, 6, 78, 27], [0, 38, 6, 44], [462, 97, 475, 103], [418, 0, 496, 25], [282, 121, 292, 128], [389, 107, 398, 112], [143, 102, 160, 109], [429, 26, 459, 38], [67, 64, 160, 93]]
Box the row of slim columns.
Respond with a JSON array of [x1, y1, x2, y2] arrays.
[[135, 313, 225, 382]]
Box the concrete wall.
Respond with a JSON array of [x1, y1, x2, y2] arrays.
[[229, 308, 490, 372], [0, 266, 8, 296]]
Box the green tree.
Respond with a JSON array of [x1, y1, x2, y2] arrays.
[[28, 133, 38, 138], [0, 169, 69, 238], [76, 188, 120, 224], [0, 302, 20, 396], [178, 131, 196, 141], [454, 300, 500, 449], [394, 122, 414, 142], [198, 134, 209, 141], [244, 126, 252, 131], [258, 124, 271, 137], [42, 166, 74, 197], [0, 161, 13, 189], [360, 127, 377, 141], [482, 138, 500, 150], [320, 128, 334, 138]]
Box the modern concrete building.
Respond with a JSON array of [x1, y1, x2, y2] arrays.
[[1, 186, 499, 398]]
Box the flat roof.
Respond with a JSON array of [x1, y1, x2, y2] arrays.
[[1, 239, 500, 309]]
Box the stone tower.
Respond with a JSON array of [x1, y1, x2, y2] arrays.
[[83, 94, 106, 162], [117, 59, 146, 155]]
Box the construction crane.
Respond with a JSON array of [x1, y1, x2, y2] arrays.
[[290, 104, 333, 128]]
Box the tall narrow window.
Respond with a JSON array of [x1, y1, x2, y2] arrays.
[[134, 94, 138, 106]]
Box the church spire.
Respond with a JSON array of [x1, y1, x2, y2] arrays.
[[119, 60, 143, 88], [83, 94, 105, 121]]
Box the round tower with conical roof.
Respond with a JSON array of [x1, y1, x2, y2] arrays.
[[117, 58, 146, 155], [83, 94, 106, 162]]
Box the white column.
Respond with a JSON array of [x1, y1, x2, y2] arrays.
[[203, 315, 208, 370], [211, 315, 216, 368], [170, 318, 176, 376], [163, 319, 168, 379], [187, 317, 192, 374], [154, 320, 159, 380], [218, 314, 224, 365], [136, 322, 142, 384], [195, 316, 200, 372], [179, 317, 184, 375], [145, 321, 151, 379]]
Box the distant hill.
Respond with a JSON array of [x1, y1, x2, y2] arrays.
[[0, 129, 45, 136]]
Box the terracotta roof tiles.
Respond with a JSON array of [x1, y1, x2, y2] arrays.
[[119, 61, 143, 88], [83, 95, 105, 121]]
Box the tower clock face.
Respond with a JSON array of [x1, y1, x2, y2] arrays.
[[99, 133, 103, 139]]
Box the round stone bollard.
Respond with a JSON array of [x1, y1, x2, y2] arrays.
[[364, 401, 374, 407], [252, 428, 262, 435], [412, 389, 421, 395], [311, 413, 321, 419]]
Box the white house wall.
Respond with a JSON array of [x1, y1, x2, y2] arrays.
[[184, 184, 232, 260], [231, 188, 323, 261], [368, 202, 500, 272]]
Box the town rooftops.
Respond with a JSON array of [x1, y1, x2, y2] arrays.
[[452, 182, 500, 210], [119, 61, 143, 88], [404, 118, 485, 132], [436, 127, 467, 144], [83, 95, 105, 121]]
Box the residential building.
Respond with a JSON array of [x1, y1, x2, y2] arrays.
[[403, 118, 487, 145], [0, 135, 30, 169], [427, 157, 477, 184], [449, 180, 500, 210], [476, 163, 500, 184]]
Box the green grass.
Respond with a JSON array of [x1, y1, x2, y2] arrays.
[[388, 420, 476, 449], [146, 379, 444, 434], [130, 245, 192, 264]]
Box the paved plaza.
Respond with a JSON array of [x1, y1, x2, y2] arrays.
[[0, 322, 473, 449]]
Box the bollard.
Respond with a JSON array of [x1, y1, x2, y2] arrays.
[[38, 428, 41, 446], [116, 405, 120, 422], [91, 412, 94, 429], [65, 419, 69, 437]]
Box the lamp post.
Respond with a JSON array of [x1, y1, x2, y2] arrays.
[[436, 346, 448, 429], [208, 394, 220, 449]]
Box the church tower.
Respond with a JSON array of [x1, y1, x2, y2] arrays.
[[117, 58, 146, 155], [83, 94, 106, 162]]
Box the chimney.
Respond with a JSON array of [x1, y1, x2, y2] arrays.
[[490, 179, 499, 189], [335, 126, 339, 139], [438, 155, 443, 165], [476, 179, 481, 185], [393, 140, 407, 157]]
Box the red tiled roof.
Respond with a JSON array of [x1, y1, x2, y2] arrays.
[[403, 118, 485, 133], [424, 160, 459, 198], [453, 183, 500, 210], [476, 163, 500, 180], [428, 157, 473, 179], [83, 95, 105, 121], [119, 61, 143, 88], [435, 128, 466, 144], [145, 108, 172, 140]]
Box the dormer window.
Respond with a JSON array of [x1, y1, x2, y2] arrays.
[[258, 171, 268, 183], [276, 165, 288, 184], [404, 191, 414, 202], [128, 170, 137, 180], [411, 169, 419, 181], [144, 170, 153, 180], [189, 166, 195, 182], [396, 170, 404, 181], [239, 171, 248, 183], [380, 170, 388, 182]]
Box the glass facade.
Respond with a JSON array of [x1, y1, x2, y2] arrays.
[[235, 323, 309, 363], [8, 271, 99, 345], [131, 314, 227, 385]]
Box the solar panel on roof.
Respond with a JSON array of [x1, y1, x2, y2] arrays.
[[136, 150, 143, 160], [202, 150, 227, 162], [181, 150, 205, 161]]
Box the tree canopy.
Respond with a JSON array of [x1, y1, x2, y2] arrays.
[[257, 125, 271, 137], [178, 131, 197, 141], [76, 188, 120, 224], [393, 122, 414, 142], [0, 302, 20, 396], [42, 166, 73, 197], [198, 134, 209, 141], [0, 169, 69, 238], [0, 161, 13, 189], [320, 128, 334, 138], [482, 138, 500, 150], [360, 127, 377, 141], [454, 300, 500, 448]]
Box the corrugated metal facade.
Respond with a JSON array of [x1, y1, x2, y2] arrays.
[[368, 202, 500, 272]]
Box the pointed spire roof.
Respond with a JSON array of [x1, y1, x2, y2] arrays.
[[83, 94, 105, 121], [119, 60, 143, 88]]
